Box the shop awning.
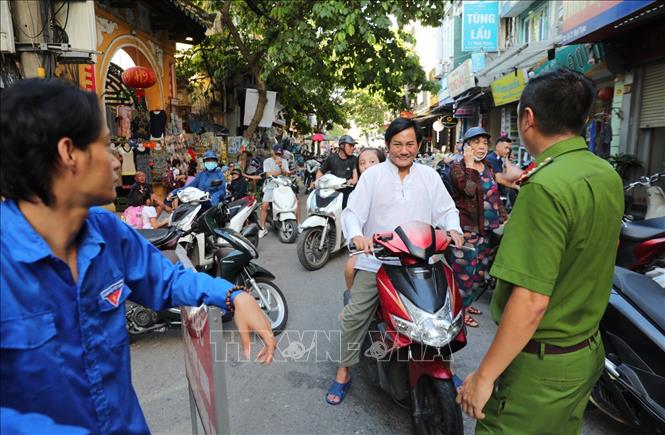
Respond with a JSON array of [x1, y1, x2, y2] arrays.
[[476, 37, 561, 87]]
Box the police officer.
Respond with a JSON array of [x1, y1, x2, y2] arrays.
[[456, 69, 624, 434]]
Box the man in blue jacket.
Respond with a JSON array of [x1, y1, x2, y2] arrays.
[[189, 150, 227, 206], [0, 79, 275, 434]]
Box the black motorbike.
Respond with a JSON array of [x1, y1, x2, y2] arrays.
[[591, 267, 665, 433], [130, 203, 288, 337]]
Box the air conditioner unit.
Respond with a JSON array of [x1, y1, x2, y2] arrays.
[[0, 0, 16, 53]]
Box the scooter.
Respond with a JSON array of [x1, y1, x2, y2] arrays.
[[616, 217, 665, 273], [265, 176, 298, 244], [350, 221, 466, 434], [135, 203, 287, 333], [170, 187, 260, 270], [624, 172, 665, 221], [591, 267, 665, 433], [297, 174, 348, 270]]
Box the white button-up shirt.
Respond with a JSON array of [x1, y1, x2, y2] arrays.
[[342, 159, 462, 272]]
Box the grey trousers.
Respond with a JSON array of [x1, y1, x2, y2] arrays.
[[339, 270, 378, 367]]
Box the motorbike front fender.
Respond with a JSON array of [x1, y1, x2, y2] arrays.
[[278, 212, 296, 221], [408, 359, 453, 387], [299, 215, 328, 230], [244, 262, 276, 281]]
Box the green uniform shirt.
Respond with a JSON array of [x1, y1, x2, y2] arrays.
[[490, 136, 624, 346]]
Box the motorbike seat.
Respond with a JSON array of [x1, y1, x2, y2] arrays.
[[137, 228, 176, 246], [226, 197, 250, 219], [621, 217, 665, 242], [613, 267, 665, 332]]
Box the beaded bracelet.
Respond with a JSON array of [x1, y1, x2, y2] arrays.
[[225, 286, 249, 315]]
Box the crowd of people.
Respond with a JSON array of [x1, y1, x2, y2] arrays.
[[1, 68, 625, 435]]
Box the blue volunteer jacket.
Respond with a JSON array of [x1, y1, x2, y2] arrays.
[[188, 167, 226, 206], [0, 200, 235, 434]]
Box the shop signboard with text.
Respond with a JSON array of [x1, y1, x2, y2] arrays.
[[561, 0, 656, 44], [448, 59, 475, 98], [534, 44, 605, 76], [462, 1, 499, 52], [490, 69, 528, 106]]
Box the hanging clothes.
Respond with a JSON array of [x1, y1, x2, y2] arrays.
[[149, 110, 167, 139], [105, 106, 118, 137], [134, 147, 153, 184], [117, 146, 136, 176], [132, 110, 151, 140], [117, 105, 133, 138]]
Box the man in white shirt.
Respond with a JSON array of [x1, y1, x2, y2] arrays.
[[259, 145, 298, 238], [326, 117, 464, 405]]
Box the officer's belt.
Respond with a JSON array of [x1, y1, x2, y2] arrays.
[[522, 333, 596, 355]]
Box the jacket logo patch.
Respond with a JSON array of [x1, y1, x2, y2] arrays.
[[101, 279, 124, 307]]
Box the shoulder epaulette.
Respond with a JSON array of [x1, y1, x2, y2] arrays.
[[515, 157, 554, 185]]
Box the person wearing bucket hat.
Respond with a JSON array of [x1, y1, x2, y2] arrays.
[[448, 127, 507, 327], [188, 149, 227, 206]]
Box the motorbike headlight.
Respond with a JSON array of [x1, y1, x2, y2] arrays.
[[391, 293, 463, 348]]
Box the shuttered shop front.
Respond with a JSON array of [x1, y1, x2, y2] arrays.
[[639, 60, 665, 129]]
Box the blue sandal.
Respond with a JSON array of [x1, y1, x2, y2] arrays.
[[325, 378, 352, 405]]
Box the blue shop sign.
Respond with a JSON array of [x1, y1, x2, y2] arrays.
[[462, 1, 499, 52]]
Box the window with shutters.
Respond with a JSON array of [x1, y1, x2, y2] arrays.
[[639, 60, 665, 129]]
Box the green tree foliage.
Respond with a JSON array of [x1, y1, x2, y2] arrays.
[[180, 0, 445, 138], [342, 88, 391, 140]]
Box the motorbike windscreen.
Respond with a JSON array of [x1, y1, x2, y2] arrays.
[[384, 264, 448, 314]]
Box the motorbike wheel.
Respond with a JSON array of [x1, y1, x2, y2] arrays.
[[412, 376, 463, 435], [278, 219, 298, 244], [249, 278, 288, 334], [297, 227, 331, 270]]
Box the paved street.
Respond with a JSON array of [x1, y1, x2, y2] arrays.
[[132, 199, 627, 435]]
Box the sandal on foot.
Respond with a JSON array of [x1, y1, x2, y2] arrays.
[[464, 314, 479, 328], [326, 379, 352, 405], [467, 306, 482, 315]]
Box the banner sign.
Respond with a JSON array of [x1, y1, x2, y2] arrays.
[[448, 59, 475, 98], [561, 0, 656, 44], [491, 69, 528, 106], [462, 1, 499, 52], [243, 89, 278, 128]]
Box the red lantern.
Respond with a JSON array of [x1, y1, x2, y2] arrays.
[[597, 86, 614, 102], [121, 66, 157, 102]]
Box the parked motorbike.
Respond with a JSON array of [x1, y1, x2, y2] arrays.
[[624, 172, 665, 221], [616, 217, 665, 273], [297, 174, 348, 270], [265, 175, 299, 244], [136, 202, 288, 333], [170, 187, 260, 271], [591, 267, 665, 433], [350, 221, 466, 434]]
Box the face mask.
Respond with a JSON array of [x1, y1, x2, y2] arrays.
[[204, 162, 218, 171], [474, 151, 488, 162]]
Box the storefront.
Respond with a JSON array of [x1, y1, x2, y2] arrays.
[[561, 0, 665, 174]]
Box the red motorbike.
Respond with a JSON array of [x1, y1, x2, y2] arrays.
[[352, 221, 466, 434], [617, 217, 665, 272]]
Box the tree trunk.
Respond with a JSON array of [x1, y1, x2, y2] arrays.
[[244, 74, 267, 139]]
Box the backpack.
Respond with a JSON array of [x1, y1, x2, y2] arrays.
[[436, 162, 456, 197], [121, 205, 144, 229], [163, 168, 178, 190]]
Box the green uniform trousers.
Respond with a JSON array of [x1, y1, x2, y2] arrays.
[[339, 270, 378, 367], [476, 333, 604, 435]]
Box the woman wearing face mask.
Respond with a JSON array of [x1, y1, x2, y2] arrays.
[[449, 127, 507, 327]]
